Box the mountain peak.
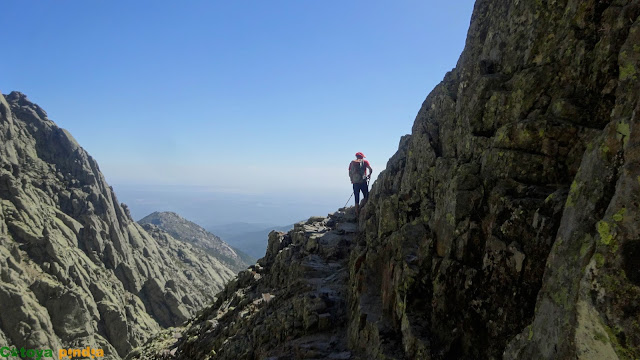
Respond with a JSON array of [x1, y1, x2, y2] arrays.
[[139, 211, 253, 272]]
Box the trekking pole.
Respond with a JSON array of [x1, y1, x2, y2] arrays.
[[343, 192, 353, 209]]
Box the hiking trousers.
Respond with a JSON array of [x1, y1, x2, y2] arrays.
[[353, 182, 369, 205]]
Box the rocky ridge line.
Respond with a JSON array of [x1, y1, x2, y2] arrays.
[[139, 211, 254, 273]]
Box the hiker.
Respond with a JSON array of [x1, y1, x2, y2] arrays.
[[348, 152, 373, 215]]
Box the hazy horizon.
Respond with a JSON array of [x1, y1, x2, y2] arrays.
[[2, 0, 476, 227], [113, 183, 346, 228]]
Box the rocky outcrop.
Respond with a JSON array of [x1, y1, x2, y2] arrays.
[[0, 91, 237, 359], [349, 0, 640, 359], [138, 224, 236, 326], [139, 211, 253, 272], [127, 210, 360, 360]]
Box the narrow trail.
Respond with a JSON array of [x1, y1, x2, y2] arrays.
[[262, 210, 360, 359], [128, 208, 364, 360]]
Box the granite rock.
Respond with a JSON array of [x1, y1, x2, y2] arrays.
[[0, 91, 237, 359]]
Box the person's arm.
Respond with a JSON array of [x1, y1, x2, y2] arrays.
[[366, 161, 373, 179]]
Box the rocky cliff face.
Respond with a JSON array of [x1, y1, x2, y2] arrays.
[[128, 0, 640, 359], [0, 91, 236, 359], [350, 0, 640, 358], [139, 211, 253, 272]]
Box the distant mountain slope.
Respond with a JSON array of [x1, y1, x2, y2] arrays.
[[0, 91, 236, 359], [209, 223, 295, 259], [139, 212, 253, 272]]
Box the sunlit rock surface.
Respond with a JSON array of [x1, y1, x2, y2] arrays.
[[0, 91, 237, 359], [139, 211, 253, 272]]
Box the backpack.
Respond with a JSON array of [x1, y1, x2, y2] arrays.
[[349, 159, 366, 183]]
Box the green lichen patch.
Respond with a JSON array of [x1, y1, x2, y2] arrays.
[[616, 122, 630, 147], [580, 237, 593, 257], [597, 221, 613, 245], [570, 180, 578, 193], [446, 213, 455, 226], [566, 180, 579, 207], [594, 253, 605, 268], [612, 208, 626, 222], [603, 324, 636, 359], [545, 193, 555, 203], [519, 129, 532, 141], [619, 50, 638, 81], [619, 63, 637, 80]]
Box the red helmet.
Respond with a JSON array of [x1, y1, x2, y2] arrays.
[[355, 152, 365, 159]]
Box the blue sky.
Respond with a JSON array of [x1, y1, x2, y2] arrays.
[[2, 1, 476, 225]]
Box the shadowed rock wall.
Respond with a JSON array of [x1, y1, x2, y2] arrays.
[[349, 0, 640, 359]]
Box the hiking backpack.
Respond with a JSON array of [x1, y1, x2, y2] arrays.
[[349, 159, 366, 183]]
